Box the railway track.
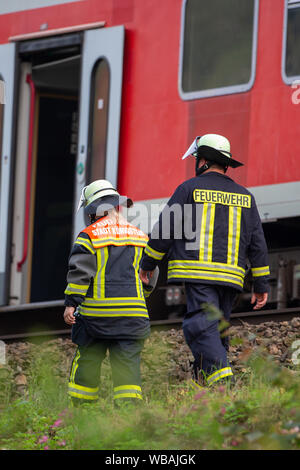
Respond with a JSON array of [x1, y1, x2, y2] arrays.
[[0, 301, 300, 341]]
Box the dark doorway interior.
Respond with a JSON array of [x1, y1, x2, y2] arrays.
[[30, 95, 78, 302]]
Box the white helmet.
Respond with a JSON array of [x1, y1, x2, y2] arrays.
[[77, 179, 133, 216], [182, 133, 243, 168]]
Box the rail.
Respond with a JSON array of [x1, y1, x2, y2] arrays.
[[0, 301, 299, 340]]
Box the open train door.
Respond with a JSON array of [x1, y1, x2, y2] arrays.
[[74, 25, 125, 237], [0, 44, 16, 306]]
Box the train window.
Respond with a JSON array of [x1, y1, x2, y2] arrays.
[[87, 58, 110, 182], [282, 1, 300, 82], [179, 0, 259, 100]]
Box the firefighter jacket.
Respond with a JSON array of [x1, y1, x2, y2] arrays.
[[141, 172, 270, 293], [64, 213, 150, 340]]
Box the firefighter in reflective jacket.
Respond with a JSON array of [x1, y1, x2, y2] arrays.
[[63, 180, 156, 405], [140, 134, 270, 387]]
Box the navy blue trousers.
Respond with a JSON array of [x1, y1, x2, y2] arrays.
[[182, 283, 237, 385]]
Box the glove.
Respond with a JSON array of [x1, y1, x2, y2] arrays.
[[141, 266, 159, 298]]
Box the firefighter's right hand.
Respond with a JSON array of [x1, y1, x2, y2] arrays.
[[251, 292, 268, 310], [64, 306, 76, 325]]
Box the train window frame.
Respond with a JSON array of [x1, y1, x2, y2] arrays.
[[178, 0, 260, 100], [282, 0, 300, 84]]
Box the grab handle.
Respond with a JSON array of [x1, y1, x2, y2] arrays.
[[17, 74, 35, 272]]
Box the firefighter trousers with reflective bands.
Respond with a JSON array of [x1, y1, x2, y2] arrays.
[[68, 338, 144, 403], [182, 283, 236, 386]]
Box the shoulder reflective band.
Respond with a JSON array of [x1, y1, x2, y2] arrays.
[[251, 266, 270, 277], [193, 189, 251, 208], [75, 237, 96, 254]]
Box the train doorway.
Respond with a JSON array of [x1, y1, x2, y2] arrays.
[[10, 42, 81, 304], [30, 93, 78, 302], [9, 26, 125, 307]]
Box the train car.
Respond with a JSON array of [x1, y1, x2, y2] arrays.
[[0, 0, 300, 330]]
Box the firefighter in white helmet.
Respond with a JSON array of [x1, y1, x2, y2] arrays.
[[140, 134, 270, 388], [63, 179, 157, 406]]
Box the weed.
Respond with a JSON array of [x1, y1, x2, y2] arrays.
[[0, 334, 299, 450]]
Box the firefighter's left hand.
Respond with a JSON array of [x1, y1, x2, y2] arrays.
[[64, 306, 76, 325], [139, 269, 154, 285]]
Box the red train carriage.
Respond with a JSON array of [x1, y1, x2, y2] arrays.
[[0, 0, 299, 325]]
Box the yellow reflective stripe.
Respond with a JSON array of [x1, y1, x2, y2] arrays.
[[64, 283, 89, 295], [144, 245, 165, 260], [68, 382, 99, 400], [101, 247, 109, 298], [207, 367, 233, 385], [207, 204, 215, 261], [227, 206, 234, 265], [168, 270, 244, 288], [94, 247, 109, 299], [82, 297, 147, 307], [79, 308, 149, 318], [68, 391, 98, 400], [113, 384, 143, 400], [114, 384, 142, 392], [113, 393, 143, 400], [70, 350, 80, 383], [75, 237, 96, 254], [168, 259, 245, 275], [143, 288, 152, 298], [133, 246, 144, 298], [68, 382, 99, 393], [251, 266, 270, 277], [227, 206, 242, 265], [234, 207, 242, 265], [199, 202, 208, 261], [92, 238, 148, 248], [190, 379, 205, 390], [69, 283, 89, 291], [198, 203, 216, 262]]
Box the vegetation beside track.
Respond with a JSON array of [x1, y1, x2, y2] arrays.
[[0, 320, 300, 451]]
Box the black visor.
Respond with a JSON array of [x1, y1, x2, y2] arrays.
[[196, 145, 243, 168], [84, 194, 133, 215]]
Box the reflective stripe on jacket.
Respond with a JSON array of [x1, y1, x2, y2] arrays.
[[141, 172, 270, 293], [64, 214, 150, 339]]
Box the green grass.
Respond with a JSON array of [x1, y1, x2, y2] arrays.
[[0, 335, 300, 450]]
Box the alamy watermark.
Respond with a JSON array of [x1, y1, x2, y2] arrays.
[[119, 202, 205, 251]]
